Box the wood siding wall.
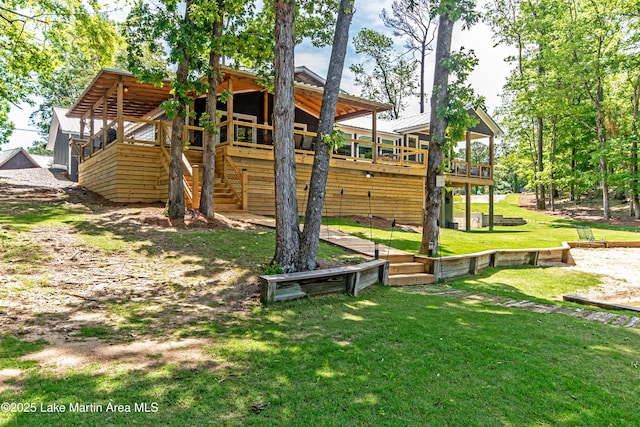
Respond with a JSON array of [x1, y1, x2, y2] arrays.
[[79, 143, 166, 203], [79, 143, 426, 222], [221, 146, 425, 223]]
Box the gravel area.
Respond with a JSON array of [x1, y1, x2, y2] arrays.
[[568, 247, 640, 306], [0, 167, 74, 189]]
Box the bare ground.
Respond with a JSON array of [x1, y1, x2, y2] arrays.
[[0, 169, 265, 384], [519, 192, 640, 305]]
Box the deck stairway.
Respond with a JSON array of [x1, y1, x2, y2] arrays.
[[383, 253, 435, 286], [182, 165, 244, 212]]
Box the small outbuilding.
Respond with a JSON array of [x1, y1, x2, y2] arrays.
[[47, 107, 81, 181], [0, 147, 41, 170]]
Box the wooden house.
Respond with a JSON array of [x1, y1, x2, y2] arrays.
[[64, 67, 500, 227]]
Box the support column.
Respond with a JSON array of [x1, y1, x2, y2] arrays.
[[465, 183, 471, 231], [372, 110, 378, 163], [227, 79, 234, 143], [117, 80, 124, 143], [102, 97, 108, 149], [489, 186, 495, 231], [465, 131, 471, 176], [489, 134, 495, 230]]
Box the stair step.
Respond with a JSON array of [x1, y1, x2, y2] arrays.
[[383, 254, 415, 263], [215, 203, 243, 210], [388, 273, 435, 287], [389, 262, 425, 275]]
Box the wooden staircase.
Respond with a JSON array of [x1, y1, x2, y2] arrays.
[[383, 254, 435, 286], [183, 165, 244, 212]]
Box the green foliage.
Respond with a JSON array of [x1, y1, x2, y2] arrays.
[[487, 0, 640, 206], [0, 1, 115, 143], [262, 261, 284, 275], [350, 28, 417, 119], [0, 100, 14, 145]]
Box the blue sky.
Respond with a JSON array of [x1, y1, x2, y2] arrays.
[[5, 0, 514, 151]]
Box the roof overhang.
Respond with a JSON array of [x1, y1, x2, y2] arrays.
[[67, 69, 174, 120], [67, 67, 391, 123]]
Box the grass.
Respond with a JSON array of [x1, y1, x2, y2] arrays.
[[2, 283, 639, 425], [325, 194, 640, 256], [445, 265, 603, 302], [2, 192, 640, 424]]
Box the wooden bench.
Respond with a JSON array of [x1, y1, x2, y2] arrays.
[[260, 260, 389, 304]]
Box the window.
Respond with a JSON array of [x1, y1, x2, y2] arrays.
[[356, 135, 372, 159], [218, 113, 257, 144], [407, 135, 418, 161]]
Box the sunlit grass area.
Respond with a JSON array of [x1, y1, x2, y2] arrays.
[[324, 194, 640, 256], [2, 284, 639, 426]]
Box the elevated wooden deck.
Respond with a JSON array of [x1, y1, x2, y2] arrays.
[[74, 117, 493, 222]]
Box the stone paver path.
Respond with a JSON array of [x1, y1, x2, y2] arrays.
[[408, 284, 640, 329]]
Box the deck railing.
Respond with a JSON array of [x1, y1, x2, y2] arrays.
[[449, 160, 492, 179], [74, 117, 491, 183]]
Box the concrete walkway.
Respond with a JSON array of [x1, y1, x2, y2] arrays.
[[226, 212, 411, 259]]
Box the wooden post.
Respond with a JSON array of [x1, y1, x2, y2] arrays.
[[117, 80, 124, 143], [192, 165, 200, 207], [227, 79, 234, 144], [465, 182, 471, 231], [102, 97, 108, 150], [465, 131, 471, 177], [489, 185, 495, 231], [489, 134, 495, 230], [372, 110, 378, 163], [242, 168, 248, 211]]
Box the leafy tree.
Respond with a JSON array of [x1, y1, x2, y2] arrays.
[[126, 0, 209, 220], [28, 12, 124, 154], [273, 0, 299, 273], [349, 28, 417, 119], [420, 0, 478, 255], [381, 0, 437, 114], [298, 0, 355, 271], [0, 0, 106, 146]]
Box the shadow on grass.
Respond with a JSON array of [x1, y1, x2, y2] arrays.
[[2, 287, 640, 426]]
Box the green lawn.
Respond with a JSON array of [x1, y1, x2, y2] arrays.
[[326, 194, 640, 256], [2, 192, 640, 425], [2, 281, 639, 426]]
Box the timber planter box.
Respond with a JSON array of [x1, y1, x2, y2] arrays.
[[260, 259, 389, 304]]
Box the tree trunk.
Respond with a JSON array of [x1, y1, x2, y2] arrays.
[[166, 4, 192, 220], [419, 44, 426, 114], [549, 115, 557, 212], [536, 116, 546, 210], [199, 14, 223, 220], [420, 13, 454, 255], [273, 0, 299, 272], [631, 79, 640, 219], [297, 0, 355, 272], [594, 82, 610, 220]]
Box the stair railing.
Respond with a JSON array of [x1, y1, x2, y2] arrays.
[[223, 156, 248, 210]]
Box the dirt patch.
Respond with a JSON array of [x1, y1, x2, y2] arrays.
[[0, 169, 359, 377], [519, 192, 640, 228]]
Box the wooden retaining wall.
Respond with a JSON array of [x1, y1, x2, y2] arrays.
[[415, 243, 571, 282], [260, 260, 389, 304]]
